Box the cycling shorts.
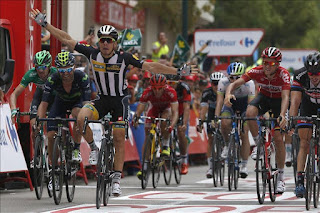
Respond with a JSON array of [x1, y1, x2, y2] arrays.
[[47, 97, 83, 132], [297, 99, 320, 129], [88, 95, 129, 122]]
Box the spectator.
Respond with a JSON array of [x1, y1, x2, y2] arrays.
[[127, 74, 139, 104], [152, 32, 169, 62], [79, 26, 96, 48]]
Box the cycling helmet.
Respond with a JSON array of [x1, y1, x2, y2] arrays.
[[227, 62, 245, 76], [210, 72, 225, 82], [261, 47, 282, 62], [150, 74, 167, 88], [183, 75, 195, 82], [304, 52, 320, 73], [34, 50, 52, 66], [97, 25, 118, 40], [129, 74, 139, 81], [143, 71, 152, 79], [54, 52, 75, 68]]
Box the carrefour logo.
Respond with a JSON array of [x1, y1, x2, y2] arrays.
[[240, 37, 254, 47], [199, 39, 236, 47]]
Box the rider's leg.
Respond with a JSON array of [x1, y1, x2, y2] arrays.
[[160, 109, 171, 155], [177, 125, 188, 159], [274, 130, 286, 193], [297, 128, 312, 183], [47, 130, 56, 165], [284, 132, 292, 166], [206, 134, 214, 178], [220, 117, 232, 158], [71, 107, 82, 162]]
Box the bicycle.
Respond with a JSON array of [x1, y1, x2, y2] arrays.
[[217, 115, 244, 191], [251, 116, 278, 204], [290, 111, 320, 210], [16, 110, 52, 199], [139, 116, 171, 189], [205, 119, 225, 187], [37, 117, 79, 205], [83, 114, 128, 209], [291, 127, 300, 186]]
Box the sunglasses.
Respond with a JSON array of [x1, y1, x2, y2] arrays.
[[58, 66, 74, 73], [263, 61, 278, 66], [99, 37, 115, 44], [36, 65, 48, 70], [229, 76, 240, 80], [211, 81, 219, 85], [308, 72, 320, 76]]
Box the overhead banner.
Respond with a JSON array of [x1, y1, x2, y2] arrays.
[[194, 29, 264, 57], [0, 103, 28, 172], [280, 49, 318, 70]]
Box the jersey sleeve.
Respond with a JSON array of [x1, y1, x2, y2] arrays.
[[139, 88, 151, 104], [123, 52, 143, 69], [247, 80, 256, 97], [291, 69, 304, 92], [19, 69, 34, 87], [74, 43, 96, 59], [280, 69, 291, 90], [200, 89, 209, 105], [242, 70, 254, 82], [217, 79, 226, 94]]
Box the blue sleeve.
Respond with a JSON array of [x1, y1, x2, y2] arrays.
[[80, 72, 91, 101], [42, 75, 56, 102]]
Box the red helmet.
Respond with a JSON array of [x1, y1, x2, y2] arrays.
[[261, 47, 282, 62], [150, 74, 167, 88], [129, 74, 139, 81], [143, 71, 152, 79]]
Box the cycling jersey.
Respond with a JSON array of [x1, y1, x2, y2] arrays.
[[20, 67, 57, 90], [42, 69, 91, 103], [291, 67, 320, 104], [242, 65, 291, 98], [175, 82, 191, 116], [200, 87, 217, 121], [140, 85, 178, 114], [74, 43, 143, 97]]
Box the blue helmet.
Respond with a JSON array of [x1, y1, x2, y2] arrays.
[[227, 62, 245, 76]]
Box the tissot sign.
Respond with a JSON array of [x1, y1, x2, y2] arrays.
[[194, 29, 264, 57], [280, 49, 318, 70]]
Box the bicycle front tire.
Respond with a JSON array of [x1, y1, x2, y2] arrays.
[[52, 136, 64, 205], [96, 138, 106, 209], [255, 138, 267, 204], [33, 135, 44, 200]]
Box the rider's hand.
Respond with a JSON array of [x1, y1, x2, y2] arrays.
[[196, 119, 203, 133], [132, 114, 140, 128], [224, 94, 236, 107], [278, 114, 287, 130], [178, 124, 187, 132], [31, 9, 48, 28], [211, 119, 219, 129], [11, 109, 17, 124]]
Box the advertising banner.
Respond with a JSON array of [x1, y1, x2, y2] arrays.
[[281, 49, 318, 70], [0, 103, 28, 172], [194, 29, 264, 57]]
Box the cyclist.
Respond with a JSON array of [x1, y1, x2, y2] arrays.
[[225, 47, 290, 194], [31, 9, 193, 197], [37, 51, 91, 190], [167, 74, 191, 174], [289, 52, 320, 198], [10, 50, 57, 142], [215, 62, 255, 178], [197, 72, 225, 178], [134, 74, 179, 178]]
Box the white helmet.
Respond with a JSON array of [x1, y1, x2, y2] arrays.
[[97, 25, 118, 40], [210, 72, 225, 82]]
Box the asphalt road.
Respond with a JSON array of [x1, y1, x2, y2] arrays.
[[0, 160, 316, 213]]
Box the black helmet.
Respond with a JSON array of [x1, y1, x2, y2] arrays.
[[97, 25, 118, 40], [304, 52, 320, 73]]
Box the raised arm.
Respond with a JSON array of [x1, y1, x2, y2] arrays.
[[31, 9, 77, 51]]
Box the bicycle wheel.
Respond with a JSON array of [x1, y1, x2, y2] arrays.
[[306, 141, 314, 210], [211, 132, 218, 187], [44, 147, 52, 198], [255, 138, 267, 204], [219, 133, 225, 187], [65, 137, 76, 203], [96, 138, 106, 209], [314, 142, 320, 208], [268, 157, 277, 202], [228, 137, 234, 191], [33, 135, 44, 200], [52, 136, 64, 205], [163, 139, 173, 185], [292, 133, 300, 185], [141, 134, 152, 189], [234, 141, 240, 190], [173, 137, 182, 184], [152, 137, 161, 188], [103, 142, 114, 207]]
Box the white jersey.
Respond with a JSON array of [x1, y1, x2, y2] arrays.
[[217, 77, 255, 98]]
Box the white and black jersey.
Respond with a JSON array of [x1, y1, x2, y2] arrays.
[[75, 43, 143, 97]]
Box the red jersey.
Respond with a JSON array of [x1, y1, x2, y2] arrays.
[[242, 65, 291, 98], [175, 82, 191, 116], [140, 85, 178, 111]]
